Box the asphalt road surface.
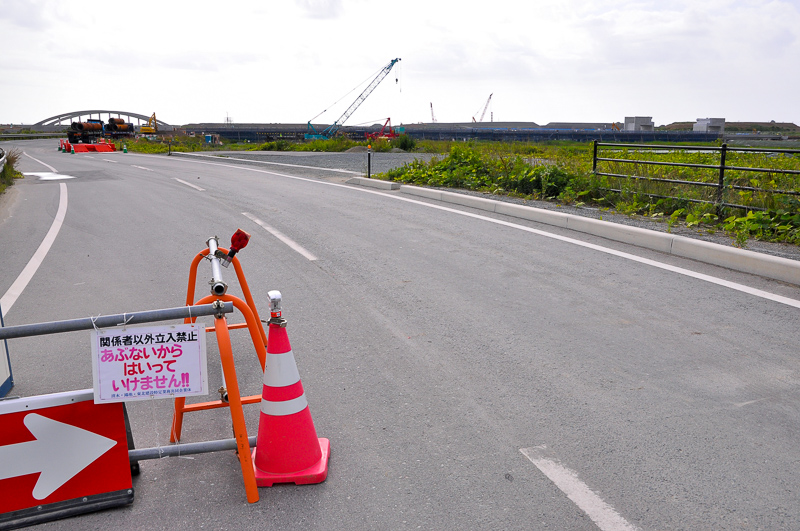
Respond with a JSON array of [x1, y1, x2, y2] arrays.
[[2, 139, 800, 530]]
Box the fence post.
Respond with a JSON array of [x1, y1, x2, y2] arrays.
[[592, 140, 598, 173], [716, 143, 727, 217]]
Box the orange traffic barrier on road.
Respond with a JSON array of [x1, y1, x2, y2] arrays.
[[170, 233, 267, 504], [251, 291, 329, 486], [70, 143, 116, 153]]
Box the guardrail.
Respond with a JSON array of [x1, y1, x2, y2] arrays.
[[592, 141, 800, 215], [0, 132, 66, 141]]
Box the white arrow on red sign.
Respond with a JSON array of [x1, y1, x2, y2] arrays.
[[0, 413, 117, 500]]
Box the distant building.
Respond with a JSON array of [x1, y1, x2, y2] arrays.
[[624, 117, 654, 131], [693, 118, 725, 133]]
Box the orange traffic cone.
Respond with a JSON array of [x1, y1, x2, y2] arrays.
[[251, 290, 329, 486]]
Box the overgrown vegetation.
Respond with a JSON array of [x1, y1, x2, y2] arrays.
[[377, 141, 800, 247], [250, 134, 417, 153], [0, 147, 23, 194], [125, 133, 418, 155]]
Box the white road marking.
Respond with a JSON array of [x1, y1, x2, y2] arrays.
[[23, 172, 75, 181], [23, 152, 58, 173], [242, 212, 318, 261], [102, 159, 117, 163], [521, 446, 639, 531], [131, 165, 153, 172], [1, 183, 68, 318], [140, 155, 800, 308], [174, 178, 204, 191]]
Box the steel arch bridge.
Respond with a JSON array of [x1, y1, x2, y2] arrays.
[[33, 110, 172, 129]]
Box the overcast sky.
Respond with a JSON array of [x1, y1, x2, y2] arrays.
[[1, 0, 799, 127]]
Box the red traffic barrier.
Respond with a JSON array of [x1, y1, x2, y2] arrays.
[[251, 291, 329, 486]]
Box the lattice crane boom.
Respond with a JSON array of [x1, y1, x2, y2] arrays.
[[307, 58, 401, 139]]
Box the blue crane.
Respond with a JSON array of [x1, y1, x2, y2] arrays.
[[306, 58, 401, 140]]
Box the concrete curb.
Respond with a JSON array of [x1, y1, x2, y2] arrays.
[[397, 184, 800, 286], [346, 177, 400, 190]]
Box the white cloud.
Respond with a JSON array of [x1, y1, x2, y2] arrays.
[[0, 0, 798, 126]]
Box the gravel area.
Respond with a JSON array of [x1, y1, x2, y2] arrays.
[[201, 150, 800, 262]]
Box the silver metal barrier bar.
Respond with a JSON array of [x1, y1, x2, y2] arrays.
[[128, 435, 257, 461], [0, 301, 233, 341], [206, 237, 228, 296]]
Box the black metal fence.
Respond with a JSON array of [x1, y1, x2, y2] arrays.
[[591, 141, 800, 215]]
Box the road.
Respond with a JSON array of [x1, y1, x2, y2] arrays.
[[1, 139, 800, 530]]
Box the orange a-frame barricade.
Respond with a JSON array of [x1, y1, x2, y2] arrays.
[[170, 238, 268, 504]]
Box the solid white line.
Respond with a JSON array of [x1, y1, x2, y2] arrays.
[[242, 212, 318, 261], [131, 165, 153, 172], [23, 152, 58, 173], [141, 155, 800, 309], [521, 446, 639, 531], [1, 183, 68, 318], [173, 178, 204, 191]]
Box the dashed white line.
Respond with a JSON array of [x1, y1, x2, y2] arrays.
[[131, 165, 153, 172], [1, 183, 69, 318], [242, 212, 318, 261], [102, 159, 117, 163], [173, 178, 204, 191], [521, 446, 639, 531]]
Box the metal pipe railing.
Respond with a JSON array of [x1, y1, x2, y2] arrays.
[[592, 141, 800, 214], [0, 301, 233, 341]]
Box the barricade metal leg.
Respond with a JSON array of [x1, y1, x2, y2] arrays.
[[214, 314, 259, 503]]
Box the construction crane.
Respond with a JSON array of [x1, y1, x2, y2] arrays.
[[306, 58, 401, 140], [430, 102, 437, 123], [365, 118, 400, 140], [472, 93, 493, 123], [140, 113, 158, 134]]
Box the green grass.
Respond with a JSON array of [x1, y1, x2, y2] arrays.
[[0, 147, 24, 194], [375, 141, 800, 247]]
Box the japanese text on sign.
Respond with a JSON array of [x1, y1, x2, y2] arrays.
[[91, 324, 208, 403]]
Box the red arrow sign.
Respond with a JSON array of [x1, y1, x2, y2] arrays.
[[0, 390, 132, 515]]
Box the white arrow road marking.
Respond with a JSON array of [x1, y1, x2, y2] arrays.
[[0, 413, 117, 500], [22, 172, 75, 181]]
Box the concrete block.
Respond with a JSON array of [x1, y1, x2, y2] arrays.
[[566, 216, 675, 254], [400, 186, 444, 201], [346, 177, 400, 190], [494, 202, 570, 228], [671, 237, 800, 285], [440, 192, 498, 213]]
